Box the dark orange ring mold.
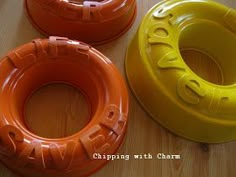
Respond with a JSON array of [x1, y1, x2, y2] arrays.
[[0, 37, 129, 177], [24, 0, 137, 45]]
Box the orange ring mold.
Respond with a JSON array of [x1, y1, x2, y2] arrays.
[[0, 37, 129, 177], [24, 0, 137, 45]]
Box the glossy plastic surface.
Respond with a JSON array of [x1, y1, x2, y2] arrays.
[[25, 0, 137, 45], [0, 37, 129, 177], [125, 0, 236, 143]]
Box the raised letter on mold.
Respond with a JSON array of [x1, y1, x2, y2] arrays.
[[224, 9, 236, 32], [100, 105, 127, 136], [0, 125, 24, 157], [83, 2, 102, 22], [158, 51, 185, 70], [177, 75, 206, 104], [49, 141, 76, 169], [18, 141, 45, 169], [80, 125, 111, 159]]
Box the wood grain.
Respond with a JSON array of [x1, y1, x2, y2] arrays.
[[0, 0, 236, 177]]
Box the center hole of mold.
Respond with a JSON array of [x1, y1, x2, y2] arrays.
[[180, 49, 223, 85], [179, 22, 236, 85], [25, 83, 90, 139]]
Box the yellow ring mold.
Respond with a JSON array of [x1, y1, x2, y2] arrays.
[[125, 0, 236, 143]]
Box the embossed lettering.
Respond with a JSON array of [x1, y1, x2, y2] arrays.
[[82, 2, 102, 21], [177, 75, 206, 104], [18, 141, 45, 169], [208, 89, 234, 115], [100, 105, 127, 136], [80, 125, 110, 159], [8, 51, 36, 69], [48, 36, 69, 57], [0, 125, 24, 156], [32, 39, 48, 57], [158, 51, 185, 70], [148, 23, 172, 46], [153, 9, 177, 25], [49, 141, 76, 169], [224, 9, 236, 32]]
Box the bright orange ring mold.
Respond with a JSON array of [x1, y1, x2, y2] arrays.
[[0, 37, 129, 177], [24, 0, 137, 45]]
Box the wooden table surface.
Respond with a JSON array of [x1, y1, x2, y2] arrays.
[[0, 0, 236, 177]]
